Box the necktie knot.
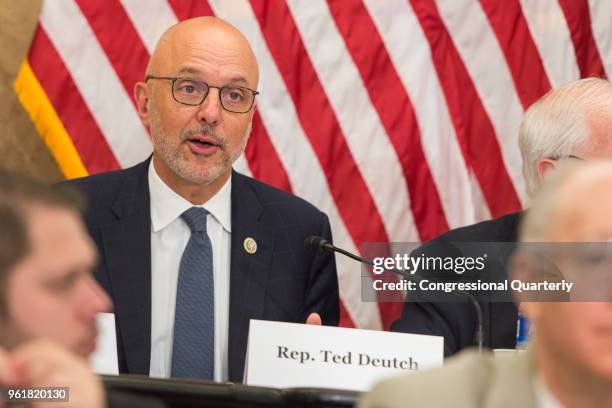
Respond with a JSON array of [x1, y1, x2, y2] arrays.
[[181, 207, 208, 232]]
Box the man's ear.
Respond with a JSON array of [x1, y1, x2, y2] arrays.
[[244, 105, 255, 144], [536, 158, 557, 181], [246, 120, 253, 141], [134, 81, 151, 131], [519, 301, 541, 325], [510, 248, 547, 321]]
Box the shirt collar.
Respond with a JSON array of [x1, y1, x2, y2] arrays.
[[148, 160, 232, 233]]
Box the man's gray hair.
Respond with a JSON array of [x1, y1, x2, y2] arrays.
[[519, 77, 612, 197]]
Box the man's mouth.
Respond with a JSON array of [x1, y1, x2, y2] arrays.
[[189, 135, 220, 146], [186, 136, 221, 155]]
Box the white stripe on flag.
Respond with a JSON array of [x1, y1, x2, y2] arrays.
[[588, 0, 612, 79], [287, 0, 419, 243], [40, 0, 152, 168], [519, 0, 580, 88], [470, 172, 492, 221], [232, 154, 253, 177], [364, 0, 482, 229], [436, 0, 527, 205], [119, 0, 178, 54]]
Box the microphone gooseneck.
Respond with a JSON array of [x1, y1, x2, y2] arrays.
[[304, 235, 484, 352]]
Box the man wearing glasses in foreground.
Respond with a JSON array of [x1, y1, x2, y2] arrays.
[[69, 17, 339, 382]]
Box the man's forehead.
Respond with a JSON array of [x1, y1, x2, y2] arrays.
[[150, 19, 258, 83], [585, 114, 612, 154], [551, 172, 612, 237], [176, 66, 250, 85], [26, 207, 95, 258]]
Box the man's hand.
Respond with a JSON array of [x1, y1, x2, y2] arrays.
[[0, 345, 24, 408], [9, 340, 105, 408], [306, 312, 322, 325], [0, 346, 24, 386]]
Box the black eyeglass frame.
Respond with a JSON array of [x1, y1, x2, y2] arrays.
[[145, 75, 259, 114]]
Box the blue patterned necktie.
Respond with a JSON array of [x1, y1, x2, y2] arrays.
[[171, 207, 215, 379]]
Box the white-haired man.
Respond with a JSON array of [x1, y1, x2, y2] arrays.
[[68, 16, 339, 382], [392, 77, 612, 355]]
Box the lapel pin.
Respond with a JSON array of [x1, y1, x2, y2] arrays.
[[243, 237, 257, 254]]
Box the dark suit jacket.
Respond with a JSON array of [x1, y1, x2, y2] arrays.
[[391, 212, 523, 356], [68, 159, 339, 382]]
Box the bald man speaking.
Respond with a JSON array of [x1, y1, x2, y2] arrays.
[[68, 17, 339, 382]]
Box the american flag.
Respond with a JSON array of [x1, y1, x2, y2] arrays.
[[15, 0, 611, 330]]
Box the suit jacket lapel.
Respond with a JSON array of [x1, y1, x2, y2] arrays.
[[99, 161, 152, 374], [228, 171, 274, 381]]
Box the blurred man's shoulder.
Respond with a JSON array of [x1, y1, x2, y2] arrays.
[[359, 349, 534, 408]]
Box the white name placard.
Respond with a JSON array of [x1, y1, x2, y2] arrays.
[[244, 320, 443, 391], [90, 313, 119, 375]]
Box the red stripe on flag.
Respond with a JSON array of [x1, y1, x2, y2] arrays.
[[250, 0, 390, 245], [479, 0, 552, 108], [75, 0, 149, 105], [338, 301, 356, 328], [245, 113, 293, 193], [28, 26, 120, 174], [410, 0, 522, 217], [557, 0, 607, 78], [167, 0, 214, 20], [328, 0, 449, 243]]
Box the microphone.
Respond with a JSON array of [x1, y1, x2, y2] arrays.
[[304, 235, 370, 265], [303, 235, 335, 254], [304, 235, 484, 352]]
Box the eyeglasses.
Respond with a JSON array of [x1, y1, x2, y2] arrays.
[[146, 75, 259, 114], [551, 154, 584, 161]]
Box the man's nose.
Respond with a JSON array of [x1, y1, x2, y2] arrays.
[[77, 276, 113, 321], [196, 88, 222, 127]]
